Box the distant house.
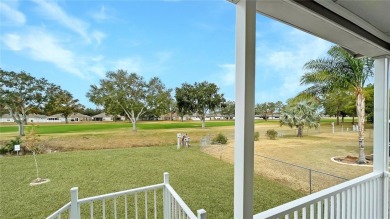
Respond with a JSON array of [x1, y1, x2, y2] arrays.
[[69, 113, 91, 122], [0, 114, 14, 123], [91, 113, 114, 121], [46, 114, 66, 122], [28, 114, 47, 123]]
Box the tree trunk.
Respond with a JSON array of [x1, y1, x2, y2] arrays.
[[201, 118, 206, 129], [65, 116, 69, 124], [18, 122, 25, 136], [352, 116, 355, 125], [132, 120, 137, 131], [33, 151, 40, 179], [356, 92, 366, 164], [336, 112, 340, 125], [297, 125, 303, 137]]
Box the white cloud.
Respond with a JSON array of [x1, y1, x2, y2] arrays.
[[218, 64, 235, 86], [91, 5, 108, 21], [113, 57, 142, 73], [3, 34, 23, 50], [92, 31, 106, 45], [2, 30, 87, 78], [32, 0, 105, 45], [32, 0, 90, 41], [0, 2, 26, 26], [255, 28, 332, 102]]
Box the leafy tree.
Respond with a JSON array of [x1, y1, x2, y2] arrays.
[[176, 81, 225, 128], [168, 99, 177, 120], [0, 69, 56, 136], [321, 90, 353, 125], [364, 84, 374, 123], [44, 89, 84, 123], [221, 100, 235, 120], [87, 70, 171, 131], [145, 77, 172, 119], [23, 124, 44, 182], [300, 46, 374, 163], [175, 83, 194, 122], [280, 100, 321, 137], [267, 102, 276, 119], [255, 103, 269, 120], [82, 108, 104, 117]]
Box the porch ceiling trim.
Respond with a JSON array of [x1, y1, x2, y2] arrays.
[[226, 0, 390, 58]]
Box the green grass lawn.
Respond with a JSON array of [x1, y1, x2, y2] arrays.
[[0, 145, 302, 219], [0, 119, 278, 135]]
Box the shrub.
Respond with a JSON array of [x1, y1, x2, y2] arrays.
[[212, 133, 228, 144], [0, 137, 22, 154], [266, 129, 278, 140], [254, 131, 260, 141]]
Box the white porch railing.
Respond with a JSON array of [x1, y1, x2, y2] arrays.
[[254, 171, 388, 219], [46, 172, 206, 219]]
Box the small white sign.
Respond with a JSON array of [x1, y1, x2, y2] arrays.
[[177, 133, 182, 138], [14, 145, 20, 151]]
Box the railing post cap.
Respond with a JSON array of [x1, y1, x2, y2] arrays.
[[71, 187, 78, 191], [197, 209, 206, 214]]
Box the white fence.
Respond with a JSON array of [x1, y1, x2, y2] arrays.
[[254, 171, 388, 219], [47, 172, 206, 219]]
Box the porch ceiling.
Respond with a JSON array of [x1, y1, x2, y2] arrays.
[[230, 0, 390, 58]]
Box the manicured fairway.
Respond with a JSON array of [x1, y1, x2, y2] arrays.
[[0, 145, 302, 219]]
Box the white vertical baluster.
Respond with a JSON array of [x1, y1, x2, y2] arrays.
[[324, 198, 329, 219], [145, 191, 148, 219], [125, 195, 128, 219], [373, 178, 377, 219], [341, 191, 346, 219], [360, 183, 364, 218], [330, 196, 335, 219], [365, 182, 369, 219], [302, 207, 307, 219], [135, 193, 138, 219], [336, 193, 341, 219], [351, 187, 356, 219], [90, 202, 94, 219], [154, 189, 157, 219], [370, 180, 374, 218], [102, 199, 106, 219], [114, 197, 117, 219], [294, 210, 298, 219], [310, 204, 314, 219], [356, 185, 361, 219], [346, 189, 351, 219], [317, 201, 322, 219], [285, 213, 289, 219]]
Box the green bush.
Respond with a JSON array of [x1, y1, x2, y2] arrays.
[[0, 137, 22, 154], [212, 133, 228, 144], [266, 129, 278, 140], [254, 131, 260, 141]]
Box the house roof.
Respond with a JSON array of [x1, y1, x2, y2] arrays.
[[92, 113, 112, 118], [70, 113, 90, 118], [229, 0, 390, 58]]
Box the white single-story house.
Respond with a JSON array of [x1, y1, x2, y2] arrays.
[[0, 114, 14, 123], [91, 113, 114, 121], [68, 113, 91, 122]]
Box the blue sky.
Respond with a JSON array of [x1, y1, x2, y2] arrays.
[[0, 0, 333, 109]]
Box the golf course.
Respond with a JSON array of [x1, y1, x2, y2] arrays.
[[0, 119, 373, 218]]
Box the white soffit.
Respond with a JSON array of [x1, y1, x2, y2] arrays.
[[246, 0, 390, 58]]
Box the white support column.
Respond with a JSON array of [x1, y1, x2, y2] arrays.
[[373, 57, 389, 219], [234, 0, 256, 218]]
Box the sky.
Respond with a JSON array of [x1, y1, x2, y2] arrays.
[[0, 0, 333, 109]]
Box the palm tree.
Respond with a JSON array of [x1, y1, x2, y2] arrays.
[[300, 46, 374, 163], [280, 100, 321, 137]]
